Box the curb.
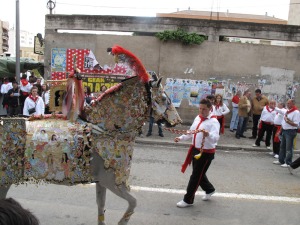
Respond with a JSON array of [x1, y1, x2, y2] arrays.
[[135, 139, 300, 154]]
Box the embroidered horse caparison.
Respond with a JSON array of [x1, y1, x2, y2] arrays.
[[0, 45, 182, 225]]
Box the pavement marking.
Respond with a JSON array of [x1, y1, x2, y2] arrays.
[[86, 184, 300, 203], [131, 186, 300, 203]]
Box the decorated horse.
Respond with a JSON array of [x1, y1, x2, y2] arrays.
[[0, 45, 182, 225]]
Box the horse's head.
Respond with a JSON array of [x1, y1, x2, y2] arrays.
[[150, 75, 182, 127]]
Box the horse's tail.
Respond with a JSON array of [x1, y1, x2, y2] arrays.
[[110, 45, 150, 83]]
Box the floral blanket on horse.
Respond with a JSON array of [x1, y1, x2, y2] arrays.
[[0, 118, 93, 186]]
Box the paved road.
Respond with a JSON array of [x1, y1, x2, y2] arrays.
[[6, 144, 300, 225]]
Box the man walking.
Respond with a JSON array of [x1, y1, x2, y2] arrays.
[[249, 89, 269, 139], [273, 99, 300, 167], [174, 98, 220, 208]]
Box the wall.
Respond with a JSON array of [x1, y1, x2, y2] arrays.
[[44, 33, 300, 124]]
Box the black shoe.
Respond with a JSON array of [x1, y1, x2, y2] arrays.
[[230, 130, 234, 132], [240, 135, 247, 138], [235, 135, 240, 139], [159, 133, 164, 137], [248, 136, 256, 139], [146, 133, 152, 137]]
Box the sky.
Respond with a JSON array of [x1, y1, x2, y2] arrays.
[[0, 0, 292, 34]]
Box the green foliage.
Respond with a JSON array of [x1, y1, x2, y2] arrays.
[[155, 28, 206, 45]]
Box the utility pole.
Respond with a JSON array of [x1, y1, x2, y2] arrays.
[[16, 0, 20, 83]]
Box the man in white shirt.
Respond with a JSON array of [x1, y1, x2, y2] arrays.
[[273, 99, 300, 167], [252, 100, 276, 149], [174, 98, 220, 208], [272, 102, 287, 159]]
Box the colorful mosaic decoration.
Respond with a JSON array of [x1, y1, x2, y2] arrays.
[[0, 118, 93, 186]]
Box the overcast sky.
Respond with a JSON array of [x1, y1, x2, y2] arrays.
[[0, 0, 292, 34]]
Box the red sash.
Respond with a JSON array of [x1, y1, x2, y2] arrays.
[[286, 106, 298, 114], [29, 95, 38, 102], [274, 125, 281, 143], [181, 116, 207, 173]]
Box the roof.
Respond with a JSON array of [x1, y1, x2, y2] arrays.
[[156, 10, 287, 25]]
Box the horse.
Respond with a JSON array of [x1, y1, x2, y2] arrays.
[[0, 45, 182, 225]]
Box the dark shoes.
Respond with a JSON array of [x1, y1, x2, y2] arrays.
[[235, 135, 240, 139], [248, 136, 256, 139], [146, 133, 152, 137], [240, 135, 247, 138], [159, 133, 164, 137]]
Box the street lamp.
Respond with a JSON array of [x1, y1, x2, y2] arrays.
[[16, 0, 20, 83]]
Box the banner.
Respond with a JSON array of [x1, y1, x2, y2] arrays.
[[82, 74, 128, 93]]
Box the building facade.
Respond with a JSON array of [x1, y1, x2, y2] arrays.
[[288, 0, 300, 25], [0, 19, 9, 55]]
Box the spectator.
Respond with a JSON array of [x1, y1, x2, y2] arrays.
[[236, 90, 251, 139], [214, 94, 230, 134], [1, 77, 13, 113], [146, 108, 164, 137], [35, 78, 43, 96], [252, 100, 276, 149], [84, 86, 94, 105], [100, 85, 107, 94], [206, 95, 216, 115], [41, 84, 50, 114], [29, 71, 37, 84], [272, 102, 287, 159], [230, 90, 242, 132], [7, 81, 21, 116], [175, 98, 220, 208], [23, 86, 44, 116], [20, 74, 32, 108], [249, 89, 269, 139], [0, 197, 39, 225], [273, 99, 300, 167]]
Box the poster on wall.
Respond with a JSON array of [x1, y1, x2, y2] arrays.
[[51, 48, 67, 72]]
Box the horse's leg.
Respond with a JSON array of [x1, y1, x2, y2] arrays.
[[0, 185, 11, 199], [107, 184, 137, 225], [96, 182, 107, 225]]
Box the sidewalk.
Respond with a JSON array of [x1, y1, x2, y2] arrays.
[[136, 123, 300, 154]]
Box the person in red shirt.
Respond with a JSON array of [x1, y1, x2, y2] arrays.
[[230, 90, 242, 132]]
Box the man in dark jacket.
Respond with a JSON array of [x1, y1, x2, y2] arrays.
[[7, 81, 21, 116]]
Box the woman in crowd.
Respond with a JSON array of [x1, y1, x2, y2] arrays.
[[214, 94, 230, 134], [41, 83, 50, 114], [23, 86, 44, 116], [84, 86, 94, 105]]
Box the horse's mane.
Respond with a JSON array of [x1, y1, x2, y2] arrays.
[[111, 45, 150, 83]]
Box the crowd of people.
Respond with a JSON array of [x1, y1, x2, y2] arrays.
[[1, 74, 49, 117], [228, 89, 300, 174], [0, 74, 109, 117]]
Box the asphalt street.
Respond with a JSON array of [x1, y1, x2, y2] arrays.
[[6, 143, 300, 225]]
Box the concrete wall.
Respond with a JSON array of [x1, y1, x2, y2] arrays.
[[44, 33, 300, 124], [288, 0, 300, 25]]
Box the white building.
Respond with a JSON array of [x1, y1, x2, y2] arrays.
[[8, 27, 35, 54]]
